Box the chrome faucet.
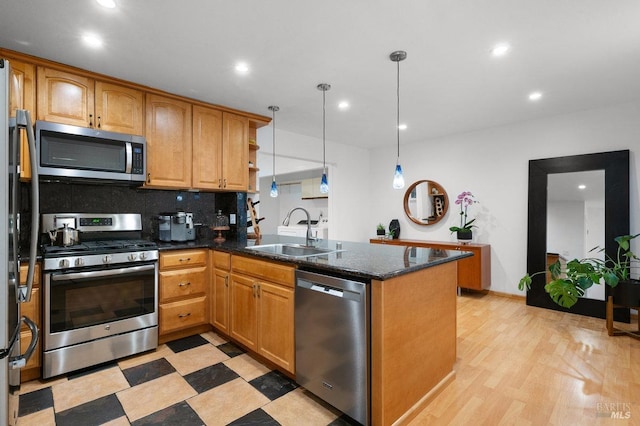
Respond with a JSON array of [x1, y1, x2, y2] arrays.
[[282, 207, 317, 246]]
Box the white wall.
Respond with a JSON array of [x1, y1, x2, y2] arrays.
[[369, 100, 640, 296], [256, 127, 371, 242], [255, 101, 639, 296]]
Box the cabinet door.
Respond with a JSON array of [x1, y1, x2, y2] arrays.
[[145, 94, 192, 188], [221, 112, 248, 191], [229, 273, 257, 351], [7, 59, 35, 180], [257, 281, 295, 373], [212, 268, 230, 334], [192, 105, 223, 189], [95, 81, 143, 135], [37, 67, 94, 127]]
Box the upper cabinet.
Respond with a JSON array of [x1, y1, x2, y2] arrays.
[[221, 112, 249, 191], [7, 58, 35, 181], [37, 67, 143, 135], [95, 81, 144, 135], [145, 94, 192, 188]]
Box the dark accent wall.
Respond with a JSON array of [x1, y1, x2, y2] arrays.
[[20, 181, 246, 245]]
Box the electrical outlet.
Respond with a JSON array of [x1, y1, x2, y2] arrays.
[[230, 214, 236, 225]]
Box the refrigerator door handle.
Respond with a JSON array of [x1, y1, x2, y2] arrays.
[[15, 109, 39, 303], [9, 316, 38, 369]]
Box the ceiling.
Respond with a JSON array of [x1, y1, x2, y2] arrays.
[[2, 0, 640, 150]]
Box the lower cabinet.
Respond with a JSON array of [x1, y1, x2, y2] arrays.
[[20, 263, 41, 382], [225, 255, 295, 374], [211, 250, 231, 335], [159, 249, 209, 338]]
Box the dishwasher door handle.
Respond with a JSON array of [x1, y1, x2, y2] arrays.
[[310, 284, 344, 298]]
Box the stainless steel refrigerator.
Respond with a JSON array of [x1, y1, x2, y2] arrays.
[[1, 58, 40, 426]]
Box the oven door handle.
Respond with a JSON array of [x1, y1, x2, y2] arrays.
[[50, 264, 156, 282]]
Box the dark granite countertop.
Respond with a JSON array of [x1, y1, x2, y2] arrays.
[[158, 235, 473, 281]]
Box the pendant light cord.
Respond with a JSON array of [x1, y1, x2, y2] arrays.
[[272, 108, 276, 180], [396, 58, 400, 160], [322, 88, 326, 171]]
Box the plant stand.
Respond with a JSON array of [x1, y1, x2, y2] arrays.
[[606, 296, 640, 340]]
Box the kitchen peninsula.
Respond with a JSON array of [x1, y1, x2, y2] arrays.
[[161, 235, 472, 425]]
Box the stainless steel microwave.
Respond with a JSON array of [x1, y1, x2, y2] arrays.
[[35, 121, 146, 184]]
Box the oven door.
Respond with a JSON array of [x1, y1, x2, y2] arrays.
[[43, 262, 158, 351]]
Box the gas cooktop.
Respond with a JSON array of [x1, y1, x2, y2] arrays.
[[42, 239, 157, 257]]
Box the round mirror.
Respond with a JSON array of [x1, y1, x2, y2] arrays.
[[403, 180, 449, 225]]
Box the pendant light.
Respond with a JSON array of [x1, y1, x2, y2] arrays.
[[390, 50, 407, 189], [317, 83, 331, 194], [268, 106, 280, 197]]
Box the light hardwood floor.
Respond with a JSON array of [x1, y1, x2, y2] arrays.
[[408, 292, 640, 425]]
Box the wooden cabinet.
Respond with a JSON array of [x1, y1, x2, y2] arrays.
[[145, 94, 193, 188], [370, 238, 491, 290], [301, 177, 328, 199], [19, 263, 41, 382], [159, 249, 208, 337], [229, 255, 295, 373], [248, 140, 259, 193], [7, 58, 36, 181], [37, 67, 144, 134], [210, 250, 231, 334], [221, 112, 249, 191]]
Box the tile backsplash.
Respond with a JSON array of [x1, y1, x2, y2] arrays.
[[21, 181, 246, 245]]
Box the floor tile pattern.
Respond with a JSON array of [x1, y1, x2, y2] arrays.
[[18, 331, 357, 425]]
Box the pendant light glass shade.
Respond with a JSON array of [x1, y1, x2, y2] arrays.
[[390, 50, 407, 189], [268, 105, 279, 197], [317, 83, 331, 194]]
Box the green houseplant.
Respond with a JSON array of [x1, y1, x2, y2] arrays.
[[449, 191, 477, 241], [518, 234, 640, 309], [376, 223, 385, 236]]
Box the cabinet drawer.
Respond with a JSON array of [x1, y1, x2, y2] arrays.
[[160, 249, 207, 269], [160, 267, 207, 302], [212, 250, 231, 270], [19, 263, 41, 286], [159, 296, 207, 334], [231, 255, 295, 288]]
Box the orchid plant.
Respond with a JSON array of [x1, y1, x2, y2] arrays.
[[449, 191, 477, 234]]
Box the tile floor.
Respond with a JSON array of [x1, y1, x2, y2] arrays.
[[18, 331, 359, 426]]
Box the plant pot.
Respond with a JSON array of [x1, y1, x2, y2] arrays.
[[376, 229, 385, 236], [456, 230, 472, 243], [610, 279, 640, 307]]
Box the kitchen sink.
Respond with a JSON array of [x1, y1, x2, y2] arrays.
[[246, 243, 339, 258]]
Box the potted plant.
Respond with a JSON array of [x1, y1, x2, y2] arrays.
[[449, 191, 477, 242], [518, 234, 640, 309], [376, 223, 385, 236]]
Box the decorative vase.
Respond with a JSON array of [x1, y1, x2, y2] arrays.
[[389, 219, 400, 240], [456, 230, 472, 243], [611, 279, 640, 307]]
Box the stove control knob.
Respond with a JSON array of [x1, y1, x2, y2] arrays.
[[59, 259, 70, 268], [140, 252, 147, 260], [128, 253, 138, 261], [75, 258, 85, 267], [103, 255, 112, 264]]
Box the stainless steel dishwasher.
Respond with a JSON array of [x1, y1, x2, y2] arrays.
[[295, 270, 370, 425]]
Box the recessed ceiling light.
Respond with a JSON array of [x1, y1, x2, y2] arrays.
[[234, 62, 249, 75], [96, 0, 116, 8], [491, 43, 510, 57], [578, 184, 586, 190], [338, 101, 350, 110], [398, 124, 407, 130], [528, 91, 543, 101], [82, 33, 103, 48]]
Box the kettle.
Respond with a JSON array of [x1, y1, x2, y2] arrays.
[[48, 223, 80, 247]]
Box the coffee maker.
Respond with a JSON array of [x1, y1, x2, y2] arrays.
[[158, 211, 195, 242]]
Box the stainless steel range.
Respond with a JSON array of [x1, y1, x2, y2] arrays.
[[40, 213, 158, 378]]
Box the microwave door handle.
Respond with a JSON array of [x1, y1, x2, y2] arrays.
[[15, 109, 38, 303], [125, 142, 132, 173]]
